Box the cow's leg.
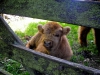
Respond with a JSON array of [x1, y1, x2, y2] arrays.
[[78, 26, 91, 46], [93, 28, 100, 54]]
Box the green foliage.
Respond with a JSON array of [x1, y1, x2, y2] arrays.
[[24, 21, 49, 36], [24, 22, 38, 36], [15, 31, 25, 38], [4, 59, 30, 75]]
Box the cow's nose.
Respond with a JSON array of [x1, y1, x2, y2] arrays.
[[44, 40, 52, 48]]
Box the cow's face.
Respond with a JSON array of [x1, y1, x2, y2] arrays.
[[38, 22, 70, 51]]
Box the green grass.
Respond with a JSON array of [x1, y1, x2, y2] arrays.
[[3, 21, 99, 74], [3, 59, 30, 75]]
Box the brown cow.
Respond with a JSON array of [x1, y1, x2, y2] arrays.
[[26, 21, 73, 60], [78, 26, 100, 54]]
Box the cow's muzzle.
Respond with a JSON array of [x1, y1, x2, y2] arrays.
[[44, 40, 53, 49]]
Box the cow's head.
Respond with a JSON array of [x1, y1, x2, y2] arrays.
[[38, 22, 70, 51]]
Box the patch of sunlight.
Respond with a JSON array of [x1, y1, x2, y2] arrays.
[[3, 14, 46, 32]]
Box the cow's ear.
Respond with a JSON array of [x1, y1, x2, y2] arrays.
[[62, 27, 71, 35], [38, 25, 44, 33]]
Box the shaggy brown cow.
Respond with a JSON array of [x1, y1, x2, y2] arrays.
[[26, 21, 73, 60]]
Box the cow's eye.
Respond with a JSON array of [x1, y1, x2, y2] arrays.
[[54, 34, 60, 37]]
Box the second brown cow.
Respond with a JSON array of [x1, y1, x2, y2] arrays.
[[26, 21, 73, 60]]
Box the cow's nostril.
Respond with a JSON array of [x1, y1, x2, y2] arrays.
[[44, 40, 52, 48]]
